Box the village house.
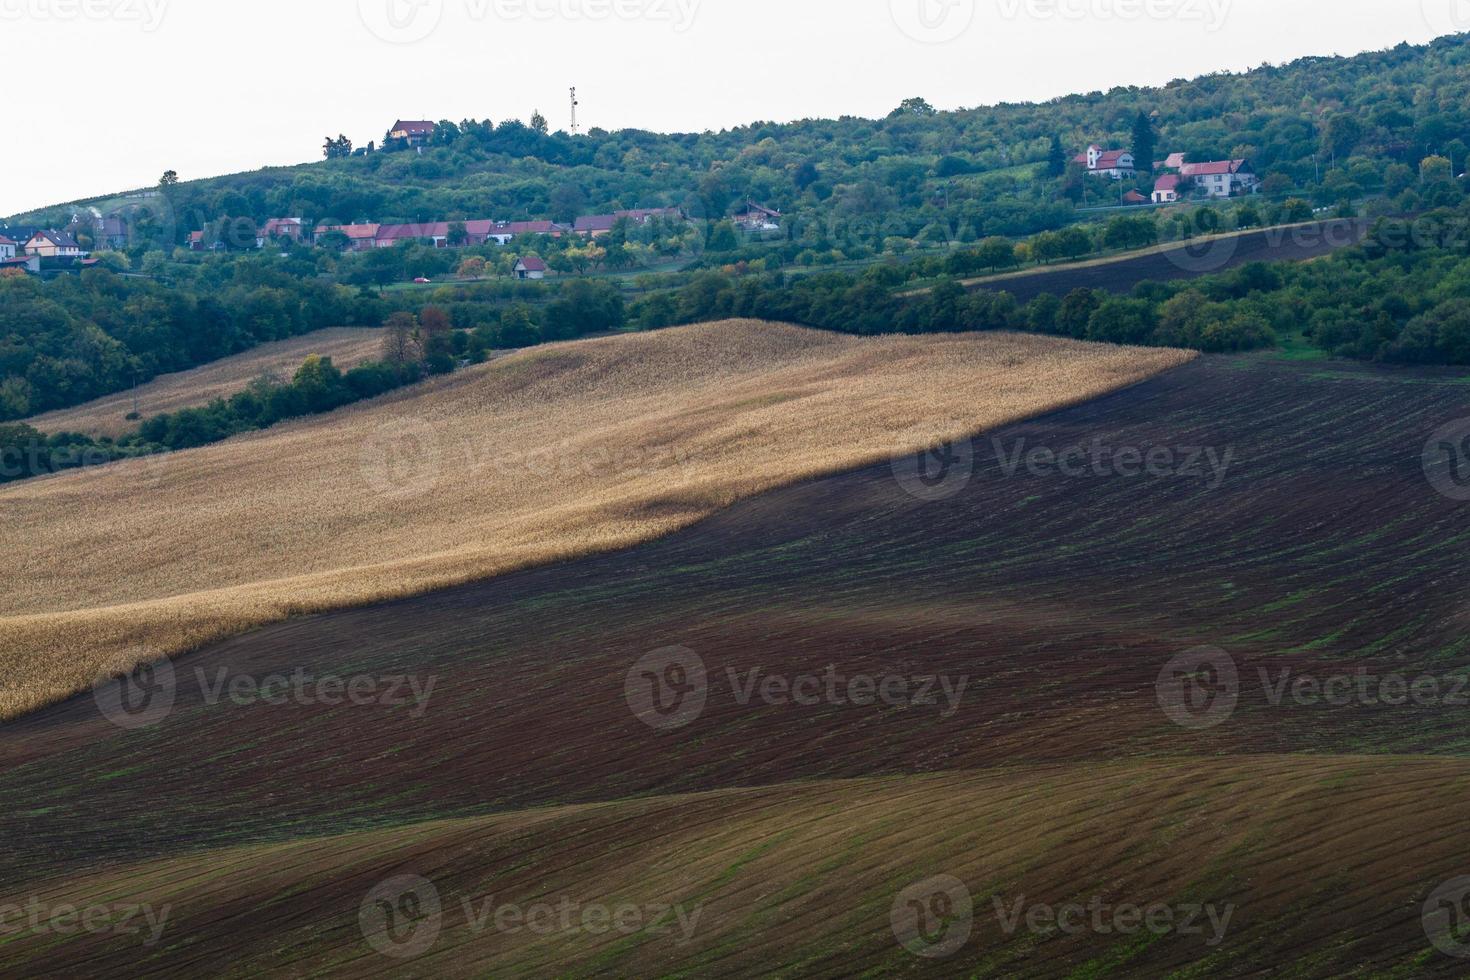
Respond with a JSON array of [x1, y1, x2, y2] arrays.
[[1074, 144, 1137, 179], [257, 218, 305, 247], [314, 223, 382, 251], [0, 235, 14, 260], [1154, 152, 1187, 172], [1152, 174, 1183, 204], [485, 220, 563, 245], [734, 201, 781, 231], [0, 226, 40, 248], [1180, 160, 1259, 198], [514, 256, 547, 280], [574, 214, 618, 237], [374, 223, 453, 248], [389, 120, 435, 147], [1122, 190, 1149, 205], [24, 230, 84, 258], [0, 255, 40, 275]]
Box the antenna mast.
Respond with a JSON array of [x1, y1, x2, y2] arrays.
[[570, 86, 580, 136]]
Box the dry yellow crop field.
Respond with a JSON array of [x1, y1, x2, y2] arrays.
[[0, 320, 1193, 719], [28, 327, 386, 438]]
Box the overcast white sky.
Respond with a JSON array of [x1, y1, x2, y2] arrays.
[[0, 0, 1461, 216]]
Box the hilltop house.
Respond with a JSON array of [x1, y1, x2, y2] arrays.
[[1152, 174, 1183, 204], [1074, 144, 1136, 179], [514, 256, 547, 280], [1180, 160, 1258, 198], [389, 120, 435, 147], [24, 230, 84, 258]]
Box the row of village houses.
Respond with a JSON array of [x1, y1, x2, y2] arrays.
[[185, 202, 782, 253], [0, 198, 781, 273], [1073, 146, 1260, 203]]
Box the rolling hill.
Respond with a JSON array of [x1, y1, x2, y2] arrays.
[[0, 321, 1189, 719], [26, 327, 386, 439], [5, 349, 1470, 974]]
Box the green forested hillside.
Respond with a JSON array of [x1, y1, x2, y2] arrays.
[[16, 34, 1470, 241], [6, 33, 1470, 433]]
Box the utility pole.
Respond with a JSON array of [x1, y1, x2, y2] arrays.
[[570, 87, 579, 136]]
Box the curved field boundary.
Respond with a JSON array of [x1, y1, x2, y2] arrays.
[[0, 322, 1191, 720], [959, 218, 1371, 303], [27, 327, 387, 438]]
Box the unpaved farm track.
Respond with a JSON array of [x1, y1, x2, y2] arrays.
[[967, 218, 1371, 302]]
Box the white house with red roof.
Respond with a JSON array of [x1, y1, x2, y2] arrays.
[[514, 256, 547, 280], [1073, 144, 1137, 179], [1152, 174, 1183, 204], [1180, 159, 1258, 198]]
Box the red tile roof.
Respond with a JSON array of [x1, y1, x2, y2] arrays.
[[1154, 175, 1182, 191], [516, 256, 547, 272], [1181, 160, 1250, 177], [316, 223, 380, 240], [392, 120, 435, 136]]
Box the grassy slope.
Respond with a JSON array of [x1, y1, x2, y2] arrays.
[[3, 762, 1467, 977], [26, 327, 386, 439], [0, 321, 1190, 719]]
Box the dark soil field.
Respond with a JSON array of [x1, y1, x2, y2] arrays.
[[7, 352, 1470, 975], [965, 218, 1371, 303]]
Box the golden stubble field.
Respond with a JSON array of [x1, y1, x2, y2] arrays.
[[0, 320, 1193, 719], [28, 327, 386, 438]]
